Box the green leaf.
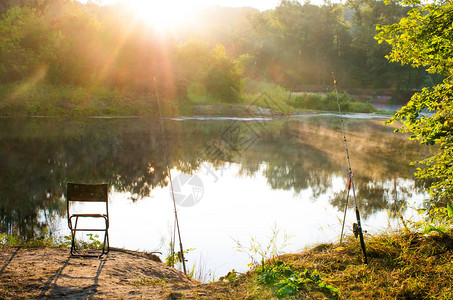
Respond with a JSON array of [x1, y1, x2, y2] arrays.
[[447, 203, 453, 219], [423, 225, 445, 235]]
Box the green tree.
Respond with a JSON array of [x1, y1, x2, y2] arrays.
[[44, 0, 103, 85], [205, 45, 243, 103], [249, 1, 346, 87], [346, 0, 416, 89], [175, 40, 243, 103], [376, 0, 453, 200], [0, 6, 51, 82]]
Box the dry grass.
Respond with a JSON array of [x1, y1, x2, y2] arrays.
[[191, 230, 453, 299]]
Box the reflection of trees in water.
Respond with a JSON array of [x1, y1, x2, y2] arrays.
[[245, 141, 335, 196], [265, 118, 426, 219], [0, 119, 169, 238], [329, 177, 419, 219], [0, 117, 425, 238], [0, 122, 68, 238]]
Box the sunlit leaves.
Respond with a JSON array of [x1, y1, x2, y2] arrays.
[[376, 1, 453, 76], [175, 41, 244, 103], [379, 0, 453, 201], [0, 6, 50, 82]]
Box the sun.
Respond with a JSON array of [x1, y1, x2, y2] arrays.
[[123, 0, 197, 31]]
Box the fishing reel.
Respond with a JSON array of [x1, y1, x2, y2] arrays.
[[353, 223, 359, 238], [177, 251, 188, 263], [352, 223, 367, 239]]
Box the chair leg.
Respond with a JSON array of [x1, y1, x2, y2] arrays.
[[70, 217, 79, 256], [99, 216, 109, 257], [69, 216, 109, 258], [102, 230, 110, 256]]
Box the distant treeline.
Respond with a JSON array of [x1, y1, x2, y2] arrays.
[[0, 0, 441, 112]]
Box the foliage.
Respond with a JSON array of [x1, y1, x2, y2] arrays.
[[0, 231, 105, 249], [0, 229, 58, 248], [0, 0, 437, 117], [243, 81, 376, 113], [81, 233, 103, 249], [376, 0, 453, 75], [175, 42, 244, 104], [165, 241, 177, 267], [0, 83, 182, 117], [377, 0, 453, 201], [413, 203, 453, 235], [233, 225, 292, 269], [255, 261, 340, 298], [205, 45, 244, 103], [164, 241, 194, 272], [288, 91, 377, 113], [0, 6, 52, 83], [242, 81, 295, 114], [219, 269, 238, 283]]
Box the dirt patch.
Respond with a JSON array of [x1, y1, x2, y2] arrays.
[[0, 247, 202, 299]]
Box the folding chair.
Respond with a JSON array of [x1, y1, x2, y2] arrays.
[[67, 183, 109, 257]]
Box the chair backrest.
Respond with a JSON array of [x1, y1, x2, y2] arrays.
[[67, 183, 108, 202]]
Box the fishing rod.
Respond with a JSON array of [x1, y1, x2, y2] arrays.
[[333, 73, 368, 264], [153, 78, 187, 274], [340, 173, 352, 245]]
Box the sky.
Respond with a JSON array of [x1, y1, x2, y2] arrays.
[[99, 0, 332, 12], [91, 0, 338, 30], [185, 0, 282, 11]]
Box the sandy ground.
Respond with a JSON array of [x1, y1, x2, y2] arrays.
[[0, 247, 215, 299]]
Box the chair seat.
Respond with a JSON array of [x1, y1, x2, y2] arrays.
[[72, 213, 106, 217]]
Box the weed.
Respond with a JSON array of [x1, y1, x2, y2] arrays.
[[60, 233, 104, 250], [254, 261, 340, 298], [413, 203, 453, 235], [165, 243, 194, 274], [0, 229, 62, 248], [131, 276, 167, 286], [286, 91, 377, 113], [83, 233, 103, 249], [219, 270, 238, 283], [232, 224, 293, 268]]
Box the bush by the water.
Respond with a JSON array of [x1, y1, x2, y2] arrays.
[[288, 91, 377, 113], [0, 83, 180, 117], [244, 81, 377, 114], [243, 81, 296, 114], [1, 80, 377, 116]]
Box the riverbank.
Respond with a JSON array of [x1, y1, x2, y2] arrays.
[[0, 82, 380, 117], [1, 231, 452, 299], [0, 247, 198, 299]]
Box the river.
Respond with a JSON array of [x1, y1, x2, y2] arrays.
[[0, 113, 428, 281]]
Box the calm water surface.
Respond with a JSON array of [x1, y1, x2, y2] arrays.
[[0, 114, 428, 280]]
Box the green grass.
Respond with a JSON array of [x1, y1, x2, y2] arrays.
[[243, 81, 377, 114], [288, 91, 377, 113], [0, 83, 182, 117], [242, 81, 296, 114], [1, 81, 378, 116], [0, 232, 103, 250], [0, 232, 60, 248]]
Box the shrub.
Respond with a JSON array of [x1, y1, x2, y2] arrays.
[[287, 91, 377, 113]]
